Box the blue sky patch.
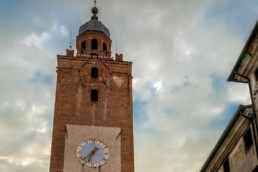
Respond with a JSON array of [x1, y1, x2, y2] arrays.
[[202, 0, 258, 39], [210, 74, 227, 91], [133, 100, 149, 127], [210, 102, 239, 132], [27, 70, 53, 85]]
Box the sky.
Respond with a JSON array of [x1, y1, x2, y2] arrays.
[[0, 0, 257, 171]]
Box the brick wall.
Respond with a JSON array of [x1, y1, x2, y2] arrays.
[[49, 56, 134, 172]]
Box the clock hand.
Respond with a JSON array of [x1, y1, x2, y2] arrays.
[[82, 147, 99, 160], [88, 153, 94, 162], [86, 147, 100, 162], [82, 152, 92, 160]]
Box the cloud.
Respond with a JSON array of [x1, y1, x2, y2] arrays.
[[23, 32, 50, 48], [153, 81, 162, 92], [0, 0, 257, 172]]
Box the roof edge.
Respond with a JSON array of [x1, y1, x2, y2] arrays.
[[227, 20, 258, 83], [200, 104, 252, 172]]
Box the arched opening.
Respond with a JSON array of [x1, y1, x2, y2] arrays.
[[103, 43, 107, 51], [81, 41, 86, 49], [91, 67, 98, 78], [91, 89, 98, 101], [91, 39, 98, 50]]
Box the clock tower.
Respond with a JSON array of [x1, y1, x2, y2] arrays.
[[49, 3, 134, 172]]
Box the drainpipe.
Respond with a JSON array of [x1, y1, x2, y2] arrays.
[[235, 72, 258, 158]]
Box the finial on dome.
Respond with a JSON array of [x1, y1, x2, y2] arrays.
[[78, 0, 110, 37], [91, 0, 98, 20]]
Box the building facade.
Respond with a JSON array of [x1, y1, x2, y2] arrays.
[[49, 4, 134, 172], [201, 21, 258, 172]]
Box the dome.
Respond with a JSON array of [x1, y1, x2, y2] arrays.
[[79, 18, 110, 38], [78, 7, 110, 38]]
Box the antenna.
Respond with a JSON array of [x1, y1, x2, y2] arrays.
[[115, 40, 117, 54], [94, 0, 97, 7], [69, 31, 72, 50]]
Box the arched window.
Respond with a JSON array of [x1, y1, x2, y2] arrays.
[[81, 41, 86, 49], [103, 43, 107, 51], [91, 67, 98, 78], [91, 89, 98, 101], [91, 39, 98, 50]]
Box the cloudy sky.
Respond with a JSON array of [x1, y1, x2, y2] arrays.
[[0, 0, 257, 171]]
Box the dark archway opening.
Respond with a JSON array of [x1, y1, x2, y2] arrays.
[[91, 89, 98, 101], [91, 67, 98, 78], [91, 39, 98, 50], [103, 43, 107, 51], [81, 41, 86, 49]]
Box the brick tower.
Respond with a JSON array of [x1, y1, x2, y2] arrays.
[[49, 3, 134, 172]]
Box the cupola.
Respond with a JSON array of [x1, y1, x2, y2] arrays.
[[76, 2, 112, 58], [78, 6, 110, 38]]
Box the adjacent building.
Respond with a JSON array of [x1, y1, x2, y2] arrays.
[[201, 21, 258, 172]]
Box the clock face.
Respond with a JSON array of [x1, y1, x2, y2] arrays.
[[76, 139, 109, 167]]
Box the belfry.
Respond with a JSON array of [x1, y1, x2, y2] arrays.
[[49, 2, 134, 171]]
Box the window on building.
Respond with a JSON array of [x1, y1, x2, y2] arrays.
[[103, 43, 107, 51], [255, 68, 258, 81], [91, 67, 98, 78], [81, 41, 86, 49], [223, 159, 230, 172], [91, 39, 98, 50], [243, 128, 253, 152], [252, 165, 258, 172], [91, 89, 98, 101]]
